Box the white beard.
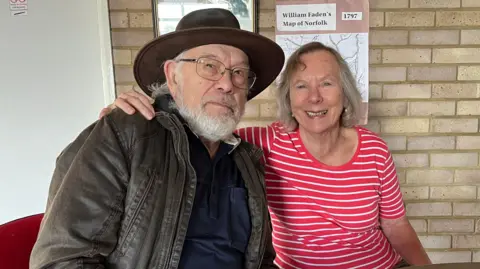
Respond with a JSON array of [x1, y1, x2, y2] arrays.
[[173, 89, 243, 142]]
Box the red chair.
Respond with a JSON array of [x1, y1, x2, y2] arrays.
[[0, 214, 44, 269]]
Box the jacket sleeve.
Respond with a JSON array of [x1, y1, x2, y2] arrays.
[[261, 214, 278, 269], [29, 115, 130, 269]]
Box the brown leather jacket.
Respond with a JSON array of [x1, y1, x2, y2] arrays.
[[30, 96, 277, 269]]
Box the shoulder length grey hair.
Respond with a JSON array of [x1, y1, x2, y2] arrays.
[[276, 42, 362, 132]]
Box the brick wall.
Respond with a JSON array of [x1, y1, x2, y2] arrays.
[[108, 0, 480, 263]]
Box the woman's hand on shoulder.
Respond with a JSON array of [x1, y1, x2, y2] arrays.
[[99, 91, 155, 120]]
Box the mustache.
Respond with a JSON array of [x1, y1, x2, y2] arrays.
[[201, 95, 238, 110]]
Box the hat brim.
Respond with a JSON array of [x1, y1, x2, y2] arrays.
[[133, 27, 285, 100]]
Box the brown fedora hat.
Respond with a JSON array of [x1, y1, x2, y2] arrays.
[[133, 8, 285, 100]]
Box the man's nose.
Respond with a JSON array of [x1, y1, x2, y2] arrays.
[[215, 70, 235, 94]]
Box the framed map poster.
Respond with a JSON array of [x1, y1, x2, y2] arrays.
[[275, 0, 369, 124]]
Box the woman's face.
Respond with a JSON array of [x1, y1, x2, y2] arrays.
[[289, 50, 345, 135]]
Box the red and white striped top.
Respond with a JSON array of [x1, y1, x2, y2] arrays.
[[236, 123, 405, 269]]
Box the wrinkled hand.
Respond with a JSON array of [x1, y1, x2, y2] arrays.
[[99, 91, 155, 120]]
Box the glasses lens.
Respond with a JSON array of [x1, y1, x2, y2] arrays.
[[231, 68, 256, 90], [196, 58, 223, 81]]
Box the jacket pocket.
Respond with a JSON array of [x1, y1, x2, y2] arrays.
[[229, 187, 251, 253], [116, 166, 159, 256]]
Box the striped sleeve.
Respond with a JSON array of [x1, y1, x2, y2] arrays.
[[234, 125, 275, 156], [378, 149, 406, 219]]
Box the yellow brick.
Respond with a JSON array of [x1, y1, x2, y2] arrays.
[[462, 0, 480, 7], [369, 0, 408, 8], [370, 67, 406, 82], [131, 50, 140, 61], [369, 101, 407, 117], [370, 30, 408, 45], [260, 102, 277, 117], [429, 219, 475, 233], [427, 251, 472, 264], [383, 84, 431, 99], [397, 169, 407, 184], [259, 10, 275, 29], [454, 169, 480, 183], [259, 0, 275, 9], [406, 202, 452, 217], [411, 0, 461, 8], [383, 49, 431, 64], [108, 0, 151, 9], [453, 235, 480, 248], [111, 31, 154, 47], [431, 153, 479, 167], [437, 11, 480, 26], [431, 186, 477, 200], [110, 12, 128, 28], [369, 49, 382, 64], [408, 66, 457, 81], [458, 66, 480, 80], [406, 169, 454, 184], [432, 119, 479, 133], [381, 119, 430, 133], [418, 235, 452, 249], [386, 12, 435, 27], [369, 12, 384, 27], [408, 136, 455, 150], [253, 85, 277, 100], [129, 12, 153, 28], [243, 102, 260, 118], [432, 83, 480, 98], [114, 66, 135, 83], [401, 186, 429, 200], [369, 84, 382, 99], [116, 85, 134, 96], [433, 48, 480, 63], [474, 251, 480, 262], [409, 219, 427, 233], [410, 30, 459, 45], [461, 30, 480, 44], [259, 30, 275, 42], [457, 136, 480, 149], [454, 202, 480, 216], [113, 49, 132, 65], [457, 101, 480, 115], [408, 101, 455, 116], [393, 153, 429, 168], [364, 119, 380, 133], [381, 135, 407, 150]]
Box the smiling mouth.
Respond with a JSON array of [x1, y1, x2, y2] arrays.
[[306, 110, 328, 117]]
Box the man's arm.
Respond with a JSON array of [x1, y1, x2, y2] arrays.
[[261, 218, 278, 269], [30, 115, 130, 269]]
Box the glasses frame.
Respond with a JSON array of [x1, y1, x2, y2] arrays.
[[177, 57, 257, 90]]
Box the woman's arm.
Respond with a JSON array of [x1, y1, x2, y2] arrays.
[[377, 147, 432, 266], [381, 216, 432, 265]]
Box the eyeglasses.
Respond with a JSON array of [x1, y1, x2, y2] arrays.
[[176, 57, 257, 90]]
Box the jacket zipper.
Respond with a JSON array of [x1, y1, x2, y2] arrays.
[[118, 173, 156, 253]]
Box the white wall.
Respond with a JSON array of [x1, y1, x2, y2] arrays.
[[0, 0, 115, 224]]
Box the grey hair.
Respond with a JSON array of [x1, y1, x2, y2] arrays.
[[276, 42, 362, 131], [149, 51, 187, 99]]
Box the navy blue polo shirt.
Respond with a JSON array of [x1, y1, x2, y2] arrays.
[[178, 127, 252, 269]]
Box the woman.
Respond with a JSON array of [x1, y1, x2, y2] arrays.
[[102, 42, 431, 269]]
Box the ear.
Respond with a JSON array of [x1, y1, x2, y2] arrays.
[[164, 60, 179, 97]]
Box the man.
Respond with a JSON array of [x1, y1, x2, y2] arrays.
[[30, 8, 285, 269]]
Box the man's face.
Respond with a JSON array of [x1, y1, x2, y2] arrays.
[[164, 44, 250, 141]]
